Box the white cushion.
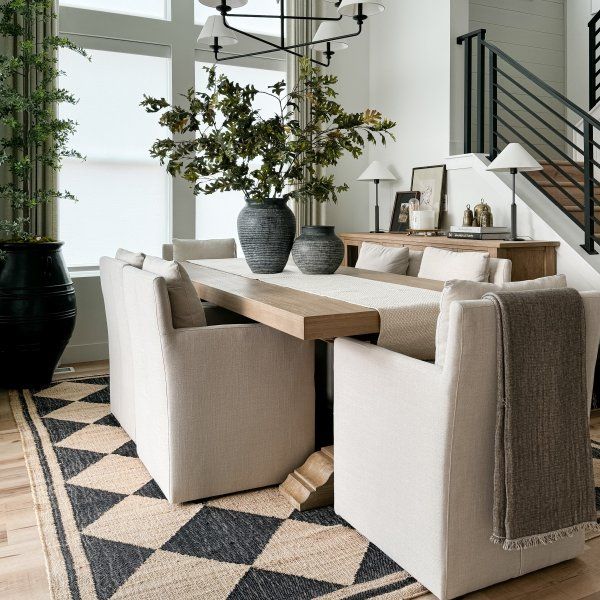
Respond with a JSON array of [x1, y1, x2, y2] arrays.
[[407, 250, 423, 277], [435, 274, 568, 365], [143, 256, 206, 329], [418, 247, 490, 282], [116, 248, 145, 268], [173, 238, 237, 262], [355, 243, 410, 275]]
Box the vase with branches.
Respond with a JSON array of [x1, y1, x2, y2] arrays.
[[142, 58, 396, 273], [0, 0, 86, 387]]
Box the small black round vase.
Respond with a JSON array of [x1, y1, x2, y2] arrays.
[[292, 226, 345, 275], [238, 198, 296, 274], [0, 242, 76, 388]]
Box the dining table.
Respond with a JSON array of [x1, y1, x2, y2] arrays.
[[184, 258, 444, 511]]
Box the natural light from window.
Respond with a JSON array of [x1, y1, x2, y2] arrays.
[[59, 0, 168, 20], [58, 47, 171, 267], [195, 0, 282, 37], [195, 61, 286, 251]]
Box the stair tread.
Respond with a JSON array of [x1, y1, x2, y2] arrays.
[[533, 181, 584, 188]]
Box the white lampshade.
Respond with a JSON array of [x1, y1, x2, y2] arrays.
[[198, 15, 238, 46], [358, 161, 396, 181], [311, 22, 349, 52], [486, 143, 543, 173], [338, 0, 385, 17], [198, 0, 248, 8]]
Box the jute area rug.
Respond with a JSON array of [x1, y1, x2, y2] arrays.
[[10, 377, 428, 600]]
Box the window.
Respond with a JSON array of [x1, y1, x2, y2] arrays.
[[58, 1, 287, 268], [58, 46, 171, 267], [60, 0, 168, 20], [195, 1, 282, 37], [195, 60, 286, 249]]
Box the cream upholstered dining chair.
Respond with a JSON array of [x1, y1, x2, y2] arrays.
[[333, 291, 600, 600], [162, 237, 237, 261], [122, 264, 315, 503]]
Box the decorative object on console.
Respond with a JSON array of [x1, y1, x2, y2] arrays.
[[389, 191, 420, 233], [292, 226, 345, 275], [197, 0, 384, 67], [144, 60, 395, 274], [410, 165, 447, 229], [473, 199, 493, 226], [486, 143, 543, 241], [448, 225, 509, 240], [358, 161, 397, 233], [463, 204, 474, 226]]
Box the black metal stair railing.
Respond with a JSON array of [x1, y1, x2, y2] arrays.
[[458, 29, 600, 255], [590, 11, 600, 110]]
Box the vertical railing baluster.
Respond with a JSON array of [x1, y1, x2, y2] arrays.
[[590, 20, 595, 109], [477, 31, 486, 153], [488, 48, 497, 160], [463, 37, 473, 154], [583, 122, 598, 254]]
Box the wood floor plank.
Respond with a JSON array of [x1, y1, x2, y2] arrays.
[[1, 361, 600, 600]]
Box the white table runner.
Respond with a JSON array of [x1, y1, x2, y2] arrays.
[[190, 258, 441, 359]]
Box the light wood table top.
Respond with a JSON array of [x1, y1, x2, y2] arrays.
[[184, 263, 443, 341]]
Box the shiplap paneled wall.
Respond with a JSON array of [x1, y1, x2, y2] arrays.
[[469, 0, 566, 158]]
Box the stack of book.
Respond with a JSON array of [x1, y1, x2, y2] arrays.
[[447, 226, 509, 240]]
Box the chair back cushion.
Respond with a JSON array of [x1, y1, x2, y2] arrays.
[[488, 258, 512, 284], [418, 246, 490, 282], [355, 243, 410, 275], [172, 238, 237, 262], [143, 256, 206, 329], [115, 248, 145, 268], [436, 274, 568, 365], [406, 250, 423, 277]]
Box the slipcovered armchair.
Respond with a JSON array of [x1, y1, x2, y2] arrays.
[[122, 266, 315, 503], [333, 292, 600, 600]]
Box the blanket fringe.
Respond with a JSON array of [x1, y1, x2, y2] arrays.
[[490, 521, 600, 551]]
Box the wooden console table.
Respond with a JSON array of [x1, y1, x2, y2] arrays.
[[339, 233, 560, 282]]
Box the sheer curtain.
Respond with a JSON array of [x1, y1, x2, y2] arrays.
[[286, 0, 326, 235]]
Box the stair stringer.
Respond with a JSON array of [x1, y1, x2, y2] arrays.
[[445, 153, 600, 291]]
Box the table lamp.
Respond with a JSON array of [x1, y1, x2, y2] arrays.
[[358, 161, 397, 233], [486, 143, 542, 241]]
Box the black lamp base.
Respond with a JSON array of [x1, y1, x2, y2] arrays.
[[369, 230, 385, 234]]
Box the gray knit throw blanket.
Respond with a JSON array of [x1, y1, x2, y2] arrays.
[[484, 288, 599, 551]]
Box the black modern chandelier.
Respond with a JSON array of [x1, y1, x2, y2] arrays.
[[197, 1, 385, 67]]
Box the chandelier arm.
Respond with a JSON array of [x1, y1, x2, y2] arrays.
[[224, 14, 343, 22], [213, 46, 330, 67], [284, 22, 362, 52]]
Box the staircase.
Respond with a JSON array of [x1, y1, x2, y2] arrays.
[[528, 162, 594, 227], [458, 29, 600, 254]]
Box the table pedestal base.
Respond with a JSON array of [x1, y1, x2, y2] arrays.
[[279, 446, 334, 511]]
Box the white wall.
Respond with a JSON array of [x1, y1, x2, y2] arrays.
[[341, 0, 469, 233], [566, 0, 592, 118]]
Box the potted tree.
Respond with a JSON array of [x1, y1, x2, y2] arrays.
[[0, 0, 85, 387], [142, 59, 395, 274]]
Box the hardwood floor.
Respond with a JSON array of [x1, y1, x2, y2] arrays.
[[1, 362, 599, 600]]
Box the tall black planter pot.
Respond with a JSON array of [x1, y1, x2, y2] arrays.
[[0, 242, 76, 388], [237, 198, 296, 274]]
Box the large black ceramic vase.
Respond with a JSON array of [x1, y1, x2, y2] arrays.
[[237, 198, 296, 274], [292, 226, 345, 275], [0, 242, 76, 388]]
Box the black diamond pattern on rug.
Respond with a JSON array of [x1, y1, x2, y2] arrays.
[[94, 413, 120, 428], [33, 396, 71, 418], [229, 567, 342, 600], [162, 506, 284, 565], [134, 479, 166, 500], [290, 506, 349, 528], [66, 484, 127, 530], [81, 535, 154, 600], [44, 418, 88, 445], [113, 439, 138, 458], [354, 542, 405, 585], [79, 387, 111, 404], [54, 447, 105, 481]]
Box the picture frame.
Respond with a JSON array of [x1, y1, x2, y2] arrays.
[[410, 165, 447, 229], [389, 191, 421, 233]]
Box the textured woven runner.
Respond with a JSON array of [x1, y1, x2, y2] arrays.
[[10, 378, 429, 600], [190, 258, 441, 360]]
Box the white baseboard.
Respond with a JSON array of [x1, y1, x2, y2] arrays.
[[60, 342, 109, 365]]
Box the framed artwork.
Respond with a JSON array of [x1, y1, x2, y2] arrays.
[[389, 191, 420, 233], [411, 165, 447, 228]]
